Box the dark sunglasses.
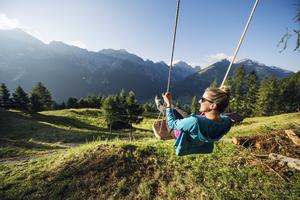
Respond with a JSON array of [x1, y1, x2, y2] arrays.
[[199, 97, 214, 103]]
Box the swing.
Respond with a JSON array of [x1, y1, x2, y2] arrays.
[[153, 0, 259, 141], [152, 119, 176, 140]]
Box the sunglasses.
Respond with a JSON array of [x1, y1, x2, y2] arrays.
[[199, 97, 214, 103]]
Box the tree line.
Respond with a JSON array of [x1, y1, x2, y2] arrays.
[[0, 83, 144, 133], [0, 82, 162, 116], [1, 69, 299, 119], [0, 82, 52, 113], [189, 66, 300, 117], [229, 66, 300, 117], [102, 90, 143, 137]]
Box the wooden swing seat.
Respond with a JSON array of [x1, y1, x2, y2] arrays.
[[152, 119, 176, 140]]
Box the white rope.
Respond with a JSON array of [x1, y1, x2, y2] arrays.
[[156, 0, 181, 135], [166, 0, 181, 93], [220, 0, 260, 87]]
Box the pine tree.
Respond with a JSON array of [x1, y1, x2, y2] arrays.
[[279, 72, 300, 113], [191, 96, 198, 114], [67, 97, 78, 108], [231, 66, 246, 114], [30, 93, 43, 112], [102, 95, 122, 135], [244, 71, 258, 117], [270, 77, 280, 114], [119, 89, 126, 104], [12, 85, 30, 111], [224, 77, 232, 87], [102, 96, 114, 135], [118, 89, 128, 123], [223, 78, 233, 113], [60, 102, 66, 110], [51, 101, 60, 110], [142, 103, 151, 113], [97, 95, 103, 108], [0, 83, 11, 109], [86, 95, 99, 108], [78, 98, 88, 108], [142, 102, 156, 113], [255, 76, 279, 116], [210, 79, 218, 88], [125, 91, 143, 140], [255, 78, 269, 116], [30, 82, 52, 112]]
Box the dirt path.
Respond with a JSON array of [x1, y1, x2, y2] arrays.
[[0, 151, 59, 164], [0, 142, 82, 164]]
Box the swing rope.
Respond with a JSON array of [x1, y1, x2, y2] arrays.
[[166, 0, 181, 93], [156, 0, 181, 135], [220, 0, 260, 87], [166, 0, 260, 90], [154, 0, 259, 139]]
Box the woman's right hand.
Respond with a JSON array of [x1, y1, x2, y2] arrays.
[[162, 92, 172, 107]]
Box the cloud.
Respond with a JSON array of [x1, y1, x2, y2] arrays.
[[0, 13, 49, 43], [70, 40, 87, 49], [205, 53, 228, 62], [189, 62, 201, 67], [200, 53, 238, 66], [164, 59, 180, 66], [0, 14, 20, 29], [204, 53, 237, 65]]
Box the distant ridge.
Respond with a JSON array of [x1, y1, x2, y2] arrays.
[[172, 58, 294, 99], [0, 29, 295, 102]]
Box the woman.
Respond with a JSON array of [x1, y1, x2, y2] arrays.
[[162, 86, 232, 156]]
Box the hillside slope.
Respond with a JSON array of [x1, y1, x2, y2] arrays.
[[0, 138, 299, 199], [0, 110, 299, 199], [0, 109, 154, 159]]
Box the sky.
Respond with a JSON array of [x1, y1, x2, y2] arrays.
[[0, 0, 299, 72]]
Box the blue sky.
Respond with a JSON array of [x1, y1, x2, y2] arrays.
[[0, 0, 299, 71]]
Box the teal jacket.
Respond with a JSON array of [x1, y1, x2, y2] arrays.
[[166, 108, 232, 156]]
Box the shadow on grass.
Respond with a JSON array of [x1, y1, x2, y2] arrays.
[[33, 113, 106, 131], [0, 138, 67, 159], [39, 144, 162, 199], [0, 138, 65, 150], [0, 110, 126, 144]]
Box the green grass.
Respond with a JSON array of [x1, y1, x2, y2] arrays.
[[227, 112, 300, 138], [0, 109, 154, 158], [0, 109, 299, 199], [0, 138, 66, 159], [0, 140, 299, 199]]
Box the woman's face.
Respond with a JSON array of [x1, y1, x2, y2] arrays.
[[199, 91, 214, 112]]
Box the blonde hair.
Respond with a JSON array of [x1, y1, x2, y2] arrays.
[[205, 85, 230, 113]]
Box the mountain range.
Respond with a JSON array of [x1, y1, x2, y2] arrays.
[[0, 29, 295, 102], [172, 58, 294, 99]]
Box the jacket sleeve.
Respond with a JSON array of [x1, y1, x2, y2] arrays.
[[166, 108, 198, 132]]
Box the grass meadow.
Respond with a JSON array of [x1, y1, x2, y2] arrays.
[[0, 109, 299, 199]]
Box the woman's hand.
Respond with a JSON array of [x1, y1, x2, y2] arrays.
[[162, 92, 172, 107]]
